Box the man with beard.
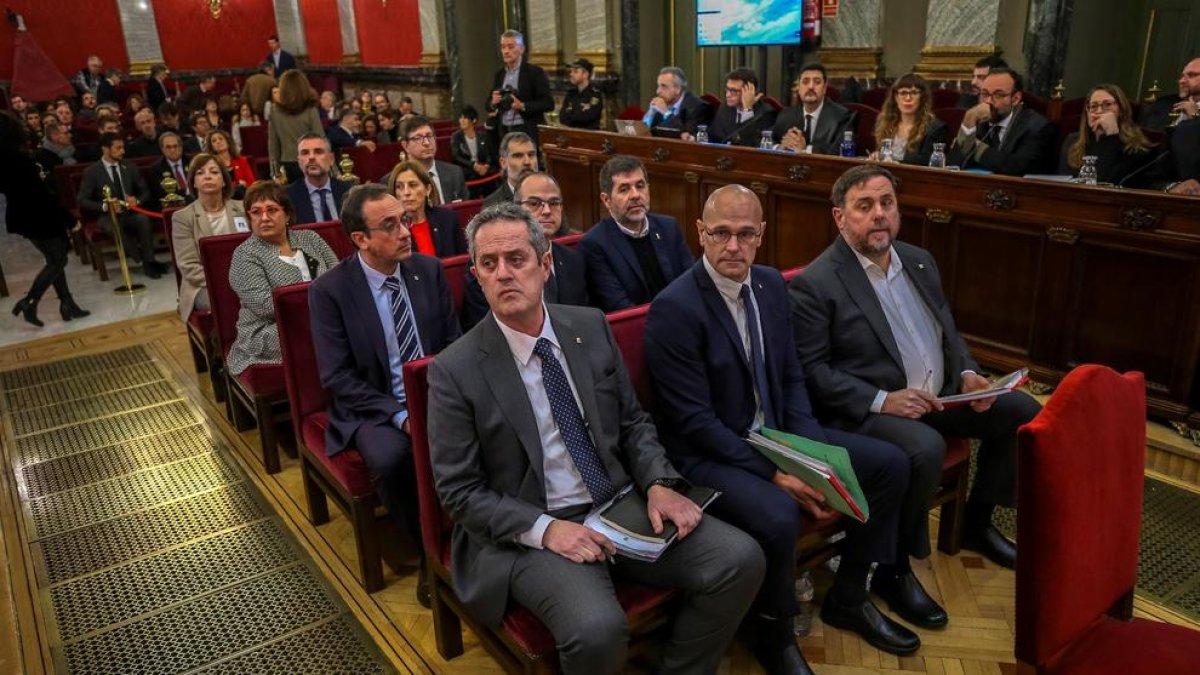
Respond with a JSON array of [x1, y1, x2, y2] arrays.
[[126, 108, 163, 158], [578, 155, 692, 312], [399, 115, 467, 204], [948, 67, 1055, 175], [956, 55, 1008, 109], [771, 63, 855, 155], [286, 133, 349, 224], [484, 132, 538, 206]]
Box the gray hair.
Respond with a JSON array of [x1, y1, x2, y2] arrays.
[[500, 29, 525, 47], [466, 202, 549, 263], [499, 131, 533, 158], [157, 131, 181, 149], [659, 66, 687, 90], [340, 183, 393, 236], [830, 165, 900, 207]]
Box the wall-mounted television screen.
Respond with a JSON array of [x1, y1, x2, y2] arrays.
[[696, 0, 803, 47]]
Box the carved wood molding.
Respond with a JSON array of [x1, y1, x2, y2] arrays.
[[1119, 206, 1162, 232], [653, 146, 671, 162], [715, 155, 735, 172], [1046, 226, 1080, 244], [925, 208, 954, 224], [750, 181, 768, 195], [787, 164, 811, 181], [985, 189, 1016, 211], [684, 171, 699, 184], [555, 134, 570, 149], [600, 138, 616, 155]]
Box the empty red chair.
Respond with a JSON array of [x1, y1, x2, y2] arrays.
[[446, 198, 483, 233], [844, 102, 880, 154], [931, 88, 961, 110], [440, 254, 470, 316], [934, 107, 967, 141]]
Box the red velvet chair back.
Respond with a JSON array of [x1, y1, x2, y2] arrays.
[[295, 220, 354, 260], [1060, 97, 1086, 117], [273, 282, 326, 443], [860, 88, 888, 110], [606, 304, 654, 410], [762, 95, 784, 112], [934, 107, 967, 140], [402, 356, 453, 559], [440, 253, 470, 315], [931, 88, 961, 110], [198, 231, 252, 358], [239, 125, 269, 160], [1015, 365, 1146, 668], [1024, 91, 1048, 115], [616, 105, 646, 121], [447, 199, 483, 232], [781, 265, 805, 282], [56, 162, 93, 217], [345, 142, 402, 183], [844, 103, 880, 153]]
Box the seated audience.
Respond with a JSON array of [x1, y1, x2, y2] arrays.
[[74, 55, 103, 96], [948, 67, 1055, 175], [398, 96, 418, 118], [75, 92, 99, 126], [326, 107, 377, 156], [148, 132, 194, 208], [189, 112, 213, 150], [231, 102, 262, 154], [377, 111, 398, 144], [269, 70, 324, 183], [172, 154, 246, 321], [285, 134, 348, 224], [361, 115, 380, 143], [125, 93, 146, 118], [558, 58, 603, 130], [1058, 84, 1156, 185], [772, 63, 856, 155], [957, 55, 1008, 109], [225, 181, 339, 377], [643, 66, 710, 137], [35, 122, 77, 176], [450, 105, 496, 186], [708, 67, 778, 146], [484, 131, 538, 206], [146, 63, 172, 112], [317, 90, 337, 126], [53, 100, 74, 130], [207, 129, 255, 192], [427, 201, 765, 675], [309, 183, 461, 607], [10, 94, 28, 115], [242, 61, 277, 119], [578, 155, 693, 311], [399, 115, 467, 203], [23, 109, 43, 143], [202, 99, 222, 132], [372, 93, 391, 116], [126, 108, 163, 158], [871, 73, 947, 166], [178, 75, 216, 117], [461, 172, 587, 330], [385, 160, 466, 257], [1165, 117, 1200, 194], [77, 132, 167, 279]]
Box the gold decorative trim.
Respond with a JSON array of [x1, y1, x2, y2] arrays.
[[555, 135, 570, 149], [576, 49, 611, 73], [1119, 206, 1161, 232], [814, 47, 883, 80], [528, 51, 561, 71], [715, 155, 735, 172], [419, 52, 446, 68], [127, 60, 160, 77], [600, 138, 616, 155], [914, 46, 1000, 81], [925, 208, 954, 224], [653, 147, 671, 162], [341, 53, 363, 65], [750, 181, 769, 195], [684, 171, 699, 184], [1046, 226, 1079, 244], [984, 189, 1015, 211], [787, 164, 811, 182]]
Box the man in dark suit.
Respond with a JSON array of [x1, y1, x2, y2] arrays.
[[96, 68, 122, 106], [126, 109, 163, 158], [485, 30, 554, 150], [462, 172, 587, 330], [483, 132, 538, 206], [772, 63, 856, 155], [147, 132, 194, 209], [708, 67, 778, 147], [309, 183, 461, 606], [76, 133, 167, 279], [265, 35, 297, 73], [1141, 57, 1199, 130], [646, 186, 918, 672], [948, 68, 1056, 176], [177, 76, 215, 117], [326, 107, 377, 157], [145, 63, 172, 113], [790, 165, 1043, 572], [286, 134, 350, 224], [428, 201, 764, 675], [642, 66, 712, 138], [956, 55, 1007, 109], [578, 156, 693, 312], [399, 116, 468, 203]]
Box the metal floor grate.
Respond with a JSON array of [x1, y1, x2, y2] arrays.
[[14, 400, 202, 467], [4, 362, 165, 411], [10, 380, 182, 437], [189, 615, 390, 675], [0, 346, 151, 389]]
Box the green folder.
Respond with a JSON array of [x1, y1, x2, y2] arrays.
[[748, 428, 870, 523]]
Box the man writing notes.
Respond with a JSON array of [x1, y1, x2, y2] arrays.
[[428, 202, 764, 675], [645, 185, 915, 674], [790, 165, 1042, 579]]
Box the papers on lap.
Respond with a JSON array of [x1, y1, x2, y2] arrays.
[[936, 368, 1029, 407], [583, 483, 721, 562], [747, 429, 869, 523]]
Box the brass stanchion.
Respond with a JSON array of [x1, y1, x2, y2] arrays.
[[160, 172, 186, 207], [338, 155, 360, 185], [102, 184, 146, 296]]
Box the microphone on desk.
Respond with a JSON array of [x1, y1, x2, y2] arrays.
[[1117, 149, 1173, 188]]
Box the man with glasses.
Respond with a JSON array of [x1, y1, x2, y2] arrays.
[[948, 67, 1055, 175], [771, 63, 856, 155], [708, 67, 778, 146], [399, 115, 468, 204], [957, 55, 1008, 109], [286, 133, 349, 224], [484, 131, 539, 206], [645, 185, 915, 673], [461, 172, 588, 330], [309, 183, 461, 608]]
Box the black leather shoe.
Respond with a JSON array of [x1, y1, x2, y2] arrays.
[[873, 571, 948, 629], [12, 297, 43, 328], [752, 617, 814, 675], [820, 594, 921, 655], [59, 295, 91, 321], [416, 562, 430, 609], [962, 524, 1016, 569], [143, 262, 164, 280]]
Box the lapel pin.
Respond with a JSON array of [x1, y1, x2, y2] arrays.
[[655, 232, 661, 240], [918, 264, 925, 270], [576, 337, 583, 344]]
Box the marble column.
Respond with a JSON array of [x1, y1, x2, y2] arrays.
[[619, 0, 639, 106], [336, 0, 360, 64], [527, 0, 561, 71], [914, 0, 1004, 82], [115, 0, 164, 75], [1024, 0, 1074, 95], [578, 0, 613, 73], [442, 0, 463, 115], [818, 0, 885, 80], [272, 0, 308, 58], [504, 0, 527, 35], [418, 0, 447, 67]]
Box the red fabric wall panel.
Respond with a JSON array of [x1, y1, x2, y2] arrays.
[[353, 0, 422, 66], [154, 0, 276, 71], [0, 0, 128, 81], [298, 0, 343, 65]]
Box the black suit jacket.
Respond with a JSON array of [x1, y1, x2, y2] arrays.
[[483, 180, 514, 207], [126, 135, 163, 158], [578, 214, 694, 312], [486, 62, 554, 128], [897, 118, 948, 167], [460, 240, 589, 331], [268, 49, 297, 73], [948, 105, 1056, 176], [77, 159, 150, 218], [325, 124, 359, 155], [450, 130, 496, 179], [310, 253, 461, 455], [96, 78, 118, 105], [1170, 117, 1200, 182], [287, 178, 350, 224], [647, 91, 713, 136], [177, 85, 211, 115], [708, 99, 778, 146], [146, 77, 171, 112], [771, 100, 856, 155], [789, 237, 979, 427], [419, 206, 468, 258]]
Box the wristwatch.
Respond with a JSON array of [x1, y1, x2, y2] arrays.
[[648, 477, 687, 491]]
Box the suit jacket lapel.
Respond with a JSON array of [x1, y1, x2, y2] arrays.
[[477, 319, 547, 492], [649, 216, 678, 278], [693, 263, 752, 367], [346, 258, 392, 374], [832, 238, 905, 372]]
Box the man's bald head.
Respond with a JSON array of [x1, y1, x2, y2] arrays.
[[702, 184, 763, 224], [698, 184, 765, 281]]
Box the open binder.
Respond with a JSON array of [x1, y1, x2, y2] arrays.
[[747, 428, 869, 523]]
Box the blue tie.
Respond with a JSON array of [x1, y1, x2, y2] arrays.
[[740, 285, 777, 428], [318, 188, 334, 222], [532, 337, 616, 505], [383, 276, 422, 401]]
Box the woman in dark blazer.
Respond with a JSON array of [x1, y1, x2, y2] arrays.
[[450, 105, 495, 183], [872, 73, 947, 167], [385, 160, 467, 258], [1, 112, 89, 327], [1058, 84, 1157, 185]]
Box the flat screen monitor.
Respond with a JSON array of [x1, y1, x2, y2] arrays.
[[696, 0, 803, 47]]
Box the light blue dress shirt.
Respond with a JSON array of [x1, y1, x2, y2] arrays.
[[358, 253, 425, 428]]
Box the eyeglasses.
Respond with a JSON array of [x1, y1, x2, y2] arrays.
[[364, 216, 410, 234], [702, 227, 761, 245], [248, 205, 284, 219], [406, 133, 435, 144], [980, 90, 1013, 101], [724, 87, 743, 95], [1085, 99, 1117, 113], [895, 89, 922, 99], [518, 197, 563, 212]]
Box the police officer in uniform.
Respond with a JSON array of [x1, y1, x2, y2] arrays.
[[559, 58, 603, 130]]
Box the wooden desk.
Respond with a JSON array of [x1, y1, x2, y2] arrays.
[[542, 127, 1200, 425]]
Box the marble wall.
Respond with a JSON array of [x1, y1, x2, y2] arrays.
[[116, 0, 165, 66], [272, 0, 308, 55], [418, 0, 445, 64], [527, 0, 561, 66], [823, 0, 883, 48], [336, 0, 359, 57], [926, 0, 1001, 46]]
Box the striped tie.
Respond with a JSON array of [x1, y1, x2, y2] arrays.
[[383, 276, 422, 401]]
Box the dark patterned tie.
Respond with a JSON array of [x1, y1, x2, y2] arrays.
[[383, 276, 422, 402], [318, 188, 334, 222], [532, 337, 616, 504], [740, 286, 777, 428]]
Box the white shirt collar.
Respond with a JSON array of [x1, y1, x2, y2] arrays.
[[805, 99, 826, 120], [305, 176, 331, 193], [702, 255, 750, 302], [494, 304, 557, 367], [357, 252, 400, 291], [614, 217, 650, 239], [851, 244, 903, 279]]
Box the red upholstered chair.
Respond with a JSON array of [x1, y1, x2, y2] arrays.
[[273, 283, 386, 592], [198, 232, 294, 474], [934, 107, 967, 141], [447, 198, 483, 233], [860, 88, 888, 110], [344, 142, 402, 183], [295, 220, 354, 260], [1015, 365, 1200, 674], [606, 305, 654, 411], [616, 105, 646, 121], [844, 103, 880, 154], [238, 125, 270, 177], [554, 233, 582, 249], [762, 95, 785, 112], [162, 206, 225, 403], [403, 356, 675, 672], [931, 88, 961, 110], [440, 254, 470, 316]]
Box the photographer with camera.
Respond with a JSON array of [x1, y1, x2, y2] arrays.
[[486, 29, 554, 157]]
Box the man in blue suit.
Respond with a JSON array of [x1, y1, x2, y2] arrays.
[[325, 108, 377, 158], [286, 134, 350, 224], [265, 34, 297, 73], [645, 186, 919, 673], [578, 156, 693, 312], [309, 183, 461, 607]]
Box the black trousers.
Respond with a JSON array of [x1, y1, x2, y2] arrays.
[[349, 419, 422, 552], [26, 236, 72, 302]]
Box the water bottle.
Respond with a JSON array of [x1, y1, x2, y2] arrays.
[[1079, 155, 1098, 185], [880, 138, 895, 163], [760, 130, 774, 150], [928, 142, 947, 169], [840, 130, 856, 158], [695, 125, 709, 144]]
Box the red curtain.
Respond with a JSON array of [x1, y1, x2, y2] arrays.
[[0, 1, 127, 81]]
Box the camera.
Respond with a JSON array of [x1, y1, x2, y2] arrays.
[[499, 85, 517, 111]]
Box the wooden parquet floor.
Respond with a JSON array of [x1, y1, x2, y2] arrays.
[[1, 313, 1197, 674]]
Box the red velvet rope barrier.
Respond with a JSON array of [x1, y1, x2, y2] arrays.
[[465, 172, 502, 187], [127, 203, 165, 219]]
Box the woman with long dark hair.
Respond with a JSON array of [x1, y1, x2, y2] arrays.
[[0, 112, 89, 327], [268, 70, 322, 182], [872, 73, 947, 166]]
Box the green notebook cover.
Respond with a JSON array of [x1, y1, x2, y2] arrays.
[[599, 484, 720, 544], [749, 428, 870, 523]]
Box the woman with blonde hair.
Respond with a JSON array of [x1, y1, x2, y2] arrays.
[[268, 70, 322, 182], [1060, 83, 1156, 185], [872, 73, 946, 166], [385, 160, 466, 258]]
